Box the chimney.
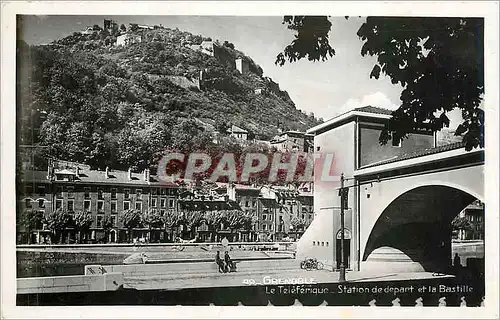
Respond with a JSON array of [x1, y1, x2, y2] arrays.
[[143, 169, 150, 182], [76, 167, 80, 178], [128, 168, 132, 180], [105, 166, 110, 179]]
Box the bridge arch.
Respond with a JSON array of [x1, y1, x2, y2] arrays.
[[362, 184, 481, 272]]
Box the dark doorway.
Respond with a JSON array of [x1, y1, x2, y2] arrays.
[[336, 239, 350, 269]]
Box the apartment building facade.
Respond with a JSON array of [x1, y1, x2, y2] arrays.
[[18, 161, 314, 244]]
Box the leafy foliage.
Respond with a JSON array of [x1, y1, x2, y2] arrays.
[[163, 210, 180, 229], [451, 216, 473, 231], [17, 209, 45, 235], [120, 209, 143, 230], [276, 16, 335, 66], [143, 210, 165, 229], [73, 211, 93, 243], [17, 24, 321, 171], [225, 210, 246, 230], [278, 17, 484, 151], [290, 216, 306, 231], [74, 211, 93, 230], [47, 209, 72, 232], [46, 209, 73, 243], [180, 211, 204, 229]]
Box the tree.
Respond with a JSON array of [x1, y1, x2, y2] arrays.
[[241, 211, 257, 241], [99, 28, 111, 41], [92, 24, 102, 31], [276, 16, 335, 66], [215, 118, 229, 134], [290, 216, 306, 232], [225, 210, 246, 241], [171, 119, 214, 153], [102, 216, 114, 243], [73, 211, 93, 243], [143, 210, 164, 242], [204, 210, 227, 241], [223, 41, 235, 50], [46, 209, 72, 244], [129, 24, 139, 32], [17, 209, 45, 244], [120, 24, 127, 32], [180, 211, 203, 238], [241, 211, 256, 231], [120, 209, 142, 242], [452, 215, 473, 239], [278, 17, 484, 151], [163, 210, 180, 242]]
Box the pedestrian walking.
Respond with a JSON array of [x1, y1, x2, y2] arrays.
[[215, 251, 225, 273], [224, 251, 235, 272]]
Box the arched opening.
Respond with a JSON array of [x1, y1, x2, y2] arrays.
[[109, 229, 117, 243], [363, 185, 484, 273]]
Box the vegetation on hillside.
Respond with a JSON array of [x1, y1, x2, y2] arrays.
[[17, 24, 322, 172]]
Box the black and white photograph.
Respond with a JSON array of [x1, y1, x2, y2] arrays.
[[1, 1, 499, 319]]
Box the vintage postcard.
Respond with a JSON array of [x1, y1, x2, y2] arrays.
[[1, 1, 499, 319]]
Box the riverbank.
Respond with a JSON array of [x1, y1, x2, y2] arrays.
[[17, 244, 294, 278]]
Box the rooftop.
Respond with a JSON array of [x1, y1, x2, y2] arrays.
[[279, 130, 306, 137], [227, 125, 248, 134], [353, 106, 393, 115], [270, 138, 287, 144], [359, 141, 467, 170], [21, 168, 179, 187], [306, 105, 393, 134]]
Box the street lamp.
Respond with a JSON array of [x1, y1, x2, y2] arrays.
[[338, 173, 347, 282]]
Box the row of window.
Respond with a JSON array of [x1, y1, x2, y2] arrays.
[[261, 213, 313, 221], [261, 224, 274, 231], [52, 198, 175, 212], [467, 215, 484, 223], [179, 203, 228, 210], [312, 241, 329, 247], [24, 185, 179, 199], [262, 214, 273, 221], [94, 214, 117, 228], [25, 197, 175, 211], [25, 199, 45, 209], [241, 199, 258, 207]]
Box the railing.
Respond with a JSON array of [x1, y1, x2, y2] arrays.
[[214, 296, 486, 307], [17, 288, 486, 307]]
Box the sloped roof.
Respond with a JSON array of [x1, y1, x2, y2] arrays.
[[354, 106, 393, 115], [360, 142, 467, 169], [20, 168, 179, 187], [280, 130, 306, 137], [228, 125, 248, 134], [307, 105, 393, 134], [270, 138, 287, 144]]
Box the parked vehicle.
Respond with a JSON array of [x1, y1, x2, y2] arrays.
[[300, 257, 323, 271]]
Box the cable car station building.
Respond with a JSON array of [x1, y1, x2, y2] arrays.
[[296, 106, 484, 274]]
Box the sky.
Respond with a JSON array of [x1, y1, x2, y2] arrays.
[[18, 15, 463, 128]]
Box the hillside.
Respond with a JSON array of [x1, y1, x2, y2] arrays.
[[17, 23, 322, 171]]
